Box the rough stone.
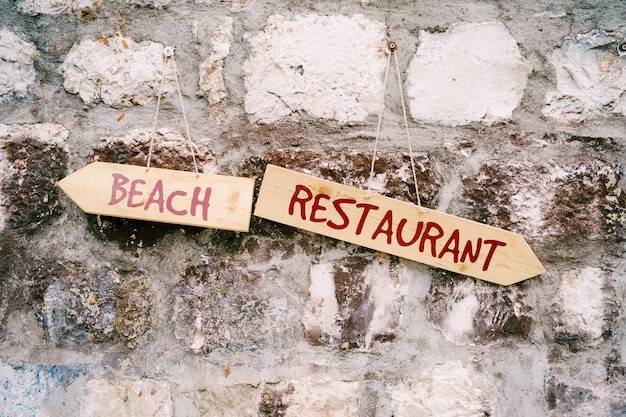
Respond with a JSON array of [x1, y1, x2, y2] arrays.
[[256, 380, 359, 417], [241, 149, 440, 237], [16, 0, 100, 15], [92, 129, 216, 173], [31, 262, 153, 348], [125, 0, 171, 7], [2, 1, 626, 415], [197, 384, 260, 417], [244, 14, 386, 124], [554, 267, 618, 352], [407, 22, 531, 126], [547, 378, 601, 417], [0, 230, 27, 329], [462, 160, 626, 241], [388, 361, 495, 416], [303, 255, 407, 349], [543, 29, 626, 124], [427, 270, 532, 345], [258, 383, 295, 416], [81, 379, 173, 417], [61, 35, 174, 107], [0, 123, 68, 233], [0, 29, 37, 100], [0, 363, 84, 417], [199, 16, 234, 113], [172, 258, 268, 353]]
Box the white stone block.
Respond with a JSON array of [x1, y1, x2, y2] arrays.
[[254, 380, 358, 417], [16, 0, 96, 15], [80, 379, 173, 417], [61, 35, 175, 107], [0, 29, 37, 99], [284, 380, 360, 417], [556, 267, 610, 343], [199, 17, 234, 108], [407, 22, 531, 126], [388, 361, 494, 416], [199, 384, 261, 417], [244, 14, 387, 124], [542, 30, 626, 123], [0, 123, 69, 147], [303, 257, 406, 348], [0, 362, 84, 417]]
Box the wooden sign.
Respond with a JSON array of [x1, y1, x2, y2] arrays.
[[254, 165, 544, 285], [57, 162, 255, 232]]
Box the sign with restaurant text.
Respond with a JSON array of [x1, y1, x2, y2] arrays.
[[254, 165, 544, 285], [57, 162, 255, 232]]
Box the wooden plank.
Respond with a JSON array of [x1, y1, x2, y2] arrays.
[[57, 162, 254, 232], [254, 164, 544, 285]]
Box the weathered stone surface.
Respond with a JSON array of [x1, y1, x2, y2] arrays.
[[16, 0, 99, 15], [244, 149, 439, 207], [547, 378, 600, 417], [258, 380, 359, 417], [87, 129, 216, 250], [199, 381, 359, 417], [553, 267, 618, 352], [3, 1, 626, 415], [244, 14, 386, 124], [0, 123, 68, 233], [125, 0, 171, 7], [462, 160, 626, 241], [61, 35, 174, 107], [258, 383, 295, 416], [81, 379, 173, 417], [0, 363, 84, 417], [31, 262, 153, 348], [543, 29, 626, 123], [197, 384, 260, 417], [303, 255, 406, 349], [427, 270, 532, 345], [388, 361, 495, 416], [0, 29, 37, 100], [91, 129, 216, 173], [0, 231, 27, 329], [407, 22, 531, 126], [199, 17, 234, 112], [605, 349, 626, 383], [172, 258, 269, 352]]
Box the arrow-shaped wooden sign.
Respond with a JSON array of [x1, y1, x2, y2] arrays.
[[57, 162, 255, 232], [254, 164, 544, 285]]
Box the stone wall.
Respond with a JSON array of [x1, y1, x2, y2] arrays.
[[1, 1, 626, 416]]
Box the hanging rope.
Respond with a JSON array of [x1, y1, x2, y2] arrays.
[[369, 41, 422, 207], [147, 46, 200, 177]]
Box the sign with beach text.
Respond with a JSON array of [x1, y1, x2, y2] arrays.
[[254, 164, 544, 285], [57, 162, 255, 232]]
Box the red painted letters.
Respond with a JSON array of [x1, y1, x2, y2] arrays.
[[108, 173, 211, 221], [286, 183, 507, 272]]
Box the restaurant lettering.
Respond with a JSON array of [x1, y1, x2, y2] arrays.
[[288, 184, 506, 272]]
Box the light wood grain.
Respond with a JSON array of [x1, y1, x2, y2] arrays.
[[254, 164, 544, 285], [57, 162, 255, 232]]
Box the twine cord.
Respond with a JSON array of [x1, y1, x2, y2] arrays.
[[370, 49, 392, 182], [147, 56, 167, 171], [370, 42, 422, 207], [147, 49, 200, 177]]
